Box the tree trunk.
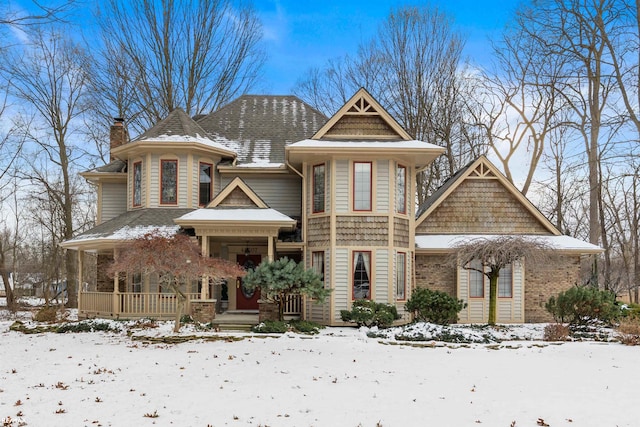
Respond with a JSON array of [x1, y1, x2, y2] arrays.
[[488, 274, 498, 326]]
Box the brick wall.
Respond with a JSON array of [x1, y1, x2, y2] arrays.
[[524, 254, 581, 322], [415, 254, 456, 297]]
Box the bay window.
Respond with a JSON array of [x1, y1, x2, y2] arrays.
[[396, 252, 406, 300], [352, 251, 371, 299], [199, 162, 212, 206], [313, 164, 325, 213], [160, 159, 177, 205], [396, 164, 406, 214], [133, 161, 142, 207]]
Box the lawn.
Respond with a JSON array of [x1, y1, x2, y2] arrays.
[[0, 304, 638, 427]]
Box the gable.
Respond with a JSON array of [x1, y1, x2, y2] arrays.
[[207, 177, 267, 209], [416, 157, 559, 235], [312, 88, 412, 140]]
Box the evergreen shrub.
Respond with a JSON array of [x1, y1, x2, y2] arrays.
[[545, 286, 620, 325], [404, 287, 466, 325], [340, 300, 400, 328]]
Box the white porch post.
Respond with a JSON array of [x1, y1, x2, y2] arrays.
[[201, 235, 209, 299], [113, 272, 120, 318], [267, 235, 274, 262], [76, 250, 83, 309]]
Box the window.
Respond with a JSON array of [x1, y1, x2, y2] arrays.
[[353, 162, 372, 211], [396, 165, 406, 214], [313, 164, 325, 213], [352, 251, 371, 299], [130, 273, 142, 293], [468, 260, 485, 298], [498, 264, 513, 298], [133, 161, 142, 207], [199, 162, 213, 206], [160, 160, 177, 205], [312, 251, 325, 282], [396, 252, 406, 300]]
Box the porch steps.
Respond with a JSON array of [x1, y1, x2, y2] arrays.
[[211, 311, 258, 332]]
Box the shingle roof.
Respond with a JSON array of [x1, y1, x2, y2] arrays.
[[134, 108, 211, 142], [86, 159, 127, 174], [63, 208, 195, 247], [415, 158, 475, 218], [197, 95, 327, 165]]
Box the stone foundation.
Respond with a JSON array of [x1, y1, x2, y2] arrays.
[[258, 300, 279, 322]]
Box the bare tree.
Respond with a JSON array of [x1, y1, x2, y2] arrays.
[[108, 232, 245, 332], [454, 235, 552, 325], [294, 5, 484, 204], [94, 0, 265, 134], [1, 28, 94, 308]]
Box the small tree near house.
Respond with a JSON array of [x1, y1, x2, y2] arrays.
[[242, 257, 331, 321], [453, 235, 552, 325], [107, 231, 245, 332]]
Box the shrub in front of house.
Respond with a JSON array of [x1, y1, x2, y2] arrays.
[[543, 323, 570, 341], [404, 287, 466, 325], [545, 286, 620, 325], [340, 299, 400, 328], [252, 319, 324, 334]]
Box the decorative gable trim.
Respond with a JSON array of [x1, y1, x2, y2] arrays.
[[311, 88, 413, 141], [416, 156, 560, 235], [207, 177, 268, 209]]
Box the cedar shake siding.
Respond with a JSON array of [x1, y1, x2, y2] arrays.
[[524, 254, 581, 322], [307, 216, 331, 247], [393, 217, 410, 247], [415, 254, 456, 297], [417, 179, 549, 234], [218, 187, 256, 207], [335, 216, 389, 246], [324, 115, 397, 137]]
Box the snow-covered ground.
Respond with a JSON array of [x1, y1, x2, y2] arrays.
[[1, 305, 638, 427]]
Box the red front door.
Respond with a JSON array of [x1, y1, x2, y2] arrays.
[[236, 254, 261, 310]]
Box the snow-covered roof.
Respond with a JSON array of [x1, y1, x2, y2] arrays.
[[415, 234, 603, 253], [176, 208, 295, 223], [136, 132, 235, 153], [289, 139, 443, 150], [61, 209, 194, 250]]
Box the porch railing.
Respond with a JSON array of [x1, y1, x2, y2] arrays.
[[79, 291, 201, 319], [283, 294, 302, 315]]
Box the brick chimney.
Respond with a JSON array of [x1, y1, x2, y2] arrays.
[[110, 117, 128, 161]]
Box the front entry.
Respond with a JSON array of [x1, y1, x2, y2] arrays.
[[236, 254, 261, 310]]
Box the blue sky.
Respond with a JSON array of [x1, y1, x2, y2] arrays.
[[255, 0, 518, 94]]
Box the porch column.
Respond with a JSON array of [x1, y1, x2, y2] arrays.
[[76, 250, 84, 309], [267, 235, 274, 262], [201, 235, 210, 299], [113, 272, 120, 317]]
